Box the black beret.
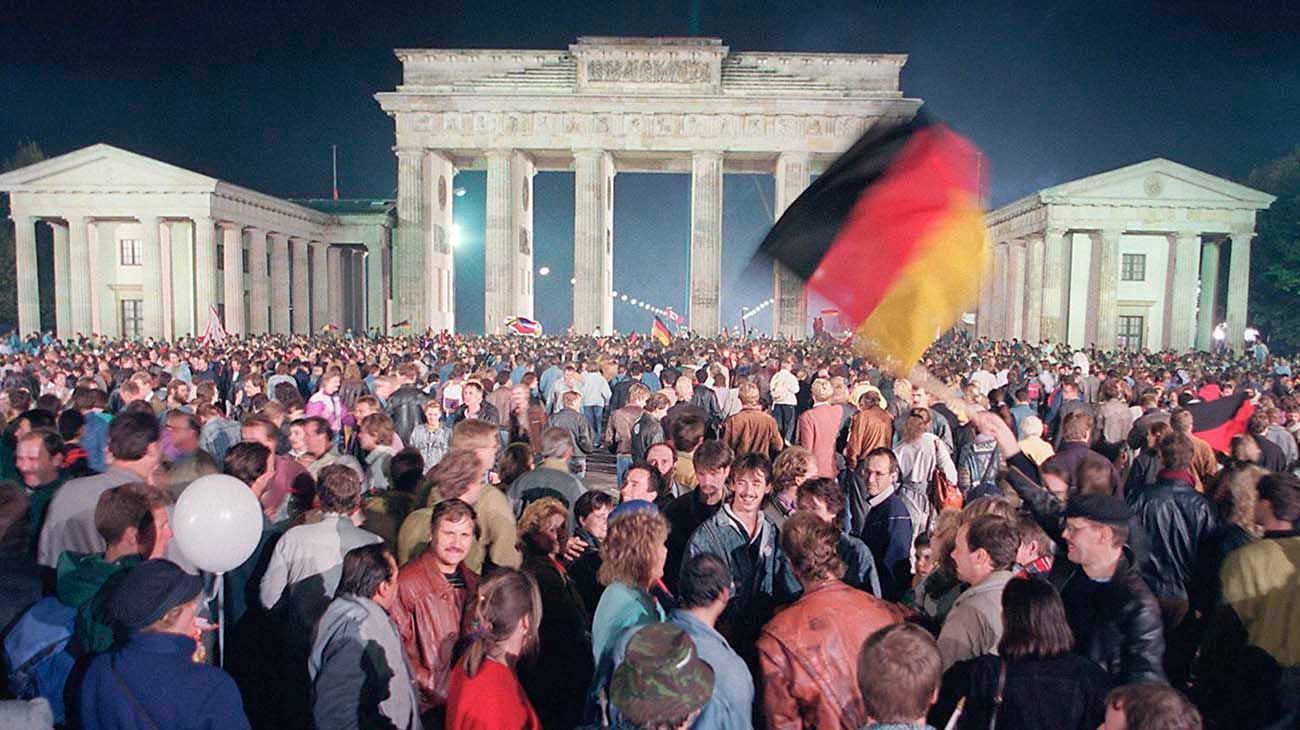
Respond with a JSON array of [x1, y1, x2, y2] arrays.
[[1064, 493, 1132, 526]]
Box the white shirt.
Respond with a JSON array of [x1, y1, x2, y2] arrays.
[[771, 369, 800, 406]]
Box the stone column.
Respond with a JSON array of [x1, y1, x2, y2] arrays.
[[219, 223, 244, 336], [976, 251, 994, 339], [1023, 233, 1045, 343], [573, 150, 616, 334], [772, 152, 811, 339], [1196, 240, 1220, 350], [1225, 231, 1252, 352], [291, 237, 310, 334], [193, 217, 217, 333], [511, 152, 535, 321], [991, 242, 1008, 340], [425, 152, 456, 332], [484, 150, 535, 332], [311, 242, 329, 331], [140, 216, 165, 339], [1040, 227, 1068, 343], [365, 235, 387, 333], [159, 222, 175, 340], [327, 246, 344, 329], [1165, 232, 1201, 351], [51, 221, 71, 339], [394, 148, 427, 330], [269, 233, 291, 334], [1007, 239, 1026, 340], [247, 227, 269, 334], [1094, 228, 1122, 349], [12, 216, 39, 334], [689, 151, 724, 336], [67, 217, 92, 335]]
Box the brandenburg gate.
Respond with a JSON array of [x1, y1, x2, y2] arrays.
[[376, 36, 920, 335]]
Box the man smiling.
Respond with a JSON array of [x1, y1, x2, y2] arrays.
[[686, 452, 800, 658]]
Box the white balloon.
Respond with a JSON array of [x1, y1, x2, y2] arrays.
[[172, 474, 264, 574]]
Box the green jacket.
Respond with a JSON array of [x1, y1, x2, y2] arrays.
[[56, 551, 141, 654]]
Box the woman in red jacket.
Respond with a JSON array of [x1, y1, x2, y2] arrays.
[[446, 568, 543, 730]]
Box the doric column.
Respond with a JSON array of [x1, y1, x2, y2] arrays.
[[67, 217, 92, 336], [291, 237, 310, 334], [772, 152, 811, 339], [1040, 227, 1068, 343], [1196, 240, 1220, 350], [311, 241, 329, 331], [1094, 228, 1123, 349], [484, 150, 535, 332], [193, 217, 217, 333], [573, 150, 615, 334], [991, 242, 1008, 340], [1225, 230, 1253, 352], [1165, 232, 1201, 351], [12, 216, 39, 334], [327, 246, 344, 329], [1023, 233, 1045, 343], [1007, 239, 1027, 340], [425, 152, 456, 332], [159, 222, 175, 340], [247, 227, 269, 334], [140, 216, 165, 339], [394, 148, 427, 330], [269, 233, 291, 334], [51, 220, 71, 339], [364, 235, 387, 333], [219, 223, 244, 336], [689, 151, 724, 336]]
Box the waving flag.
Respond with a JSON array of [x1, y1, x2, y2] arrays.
[[391, 319, 411, 329], [664, 307, 683, 326], [652, 316, 673, 347], [1186, 391, 1255, 453], [200, 304, 227, 344], [755, 112, 989, 372], [505, 316, 543, 336]]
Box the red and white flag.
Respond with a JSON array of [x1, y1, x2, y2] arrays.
[[201, 304, 227, 344]]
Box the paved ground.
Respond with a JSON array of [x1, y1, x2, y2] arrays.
[[583, 450, 619, 494]]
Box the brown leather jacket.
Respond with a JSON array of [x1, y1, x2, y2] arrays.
[[843, 407, 895, 469], [721, 407, 785, 460], [388, 553, 480, 712], [757, 580, 903, 730]]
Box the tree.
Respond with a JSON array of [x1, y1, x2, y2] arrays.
[[0, 141, 47, 331], [1247, 148, 1300, 354]]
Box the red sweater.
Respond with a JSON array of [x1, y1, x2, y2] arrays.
[[446, 658, 541, 730]]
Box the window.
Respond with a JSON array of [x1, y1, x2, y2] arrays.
[[1121, 253, 1146, 282], [120, 299, 143, 338], [216, 244, 224, 271], [119, 239, 143, 266], [242, 249, 250, 274], [1117, 315, 1144, 351]]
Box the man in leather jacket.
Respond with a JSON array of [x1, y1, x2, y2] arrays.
[[386, 362, 429, 446]]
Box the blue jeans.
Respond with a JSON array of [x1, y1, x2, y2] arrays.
[[616, 454, 633, 487], [583, 405, 605, 438]]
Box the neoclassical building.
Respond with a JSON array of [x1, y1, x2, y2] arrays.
[[0, 144, 393, 339], [980, 158, 1274, 352], [376, 35, 921, 336]]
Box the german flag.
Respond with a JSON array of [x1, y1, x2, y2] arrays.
[[1186, 391, 1255, 453], [651, 316, 673, 347], [757, 112, 989, 372]]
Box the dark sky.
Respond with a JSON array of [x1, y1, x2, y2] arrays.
[[4, 0, 1297, 333]]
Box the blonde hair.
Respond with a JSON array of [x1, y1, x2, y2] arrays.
[[598, 511, 668, 589], [517, 497, 568, 554], [811, 378, 834, 404]]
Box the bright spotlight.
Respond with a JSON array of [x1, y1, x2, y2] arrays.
[[454, 187, 466, 197], [450, 223, 462, 249], [538, 266, 551, 276]]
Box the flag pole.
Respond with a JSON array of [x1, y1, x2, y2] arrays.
[[331, 145, 339, 200]]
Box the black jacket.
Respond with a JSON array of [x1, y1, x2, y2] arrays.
[[1051, 552, 1166, 684], [932, 653, 1112, 730], [630, 412, 664, 463], [1125, 474, 1218, 601], [385, 384, 429, 445]]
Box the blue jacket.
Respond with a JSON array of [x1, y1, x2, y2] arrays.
[[668, 610, 754, 729], [79, 631, 250, 730], [859, 490, 914, 601]]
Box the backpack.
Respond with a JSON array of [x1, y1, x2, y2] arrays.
[[4, 598, 77, 725]]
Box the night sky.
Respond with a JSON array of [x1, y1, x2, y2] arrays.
[[4, 0, 1297, 334]]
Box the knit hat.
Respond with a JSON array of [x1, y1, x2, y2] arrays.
[[1064, 492, 1132, 526], [107, 559, 204, 630], [610, 623, 714, 725]]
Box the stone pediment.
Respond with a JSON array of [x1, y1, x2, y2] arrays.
[[1039, 158, 1274, 209], [0, 143, 219, 193]]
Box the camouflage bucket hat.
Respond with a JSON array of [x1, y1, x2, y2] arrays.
[[610, 622, 715, 725]]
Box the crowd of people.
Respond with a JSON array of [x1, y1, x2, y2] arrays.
[[0, 327, 1297, 730]]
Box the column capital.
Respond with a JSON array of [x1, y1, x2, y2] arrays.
[[485, 148, 515, 161], [267, 231, 288, 243], [775, 150, 812, 164], [1171, 230, 1202, 241], [692, 149, 724, 161], [216, 220, 244, 232], [1229, 228, 1257, 241], [394, 146, 424, 159]]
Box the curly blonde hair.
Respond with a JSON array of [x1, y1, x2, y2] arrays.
[[517, 497, 568, 556], [598, 510, 668, 589]]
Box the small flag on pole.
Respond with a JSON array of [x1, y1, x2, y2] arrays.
[[391, 319, 411, 329], [652, 316, 673, 347], [504, 316, 543, 336], [755, 112, 989, 372]]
